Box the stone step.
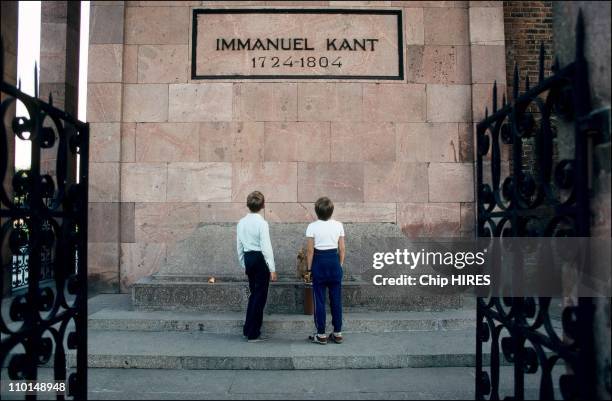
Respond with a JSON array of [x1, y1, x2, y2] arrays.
[[88, 309, 475, 334], [81, 329, 483, 370], [132, 276, 462, 313]]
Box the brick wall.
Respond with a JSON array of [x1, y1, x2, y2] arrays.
[[502, 1, 553, 175], [503, 1, 553, 99]]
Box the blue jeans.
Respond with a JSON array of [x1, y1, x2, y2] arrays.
[[311, 249, 343, 335]]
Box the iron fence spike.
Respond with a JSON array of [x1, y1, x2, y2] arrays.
[[475, 11, 596, 400], [0, 36, 4, 82], [2, 33, 91, 397], [539, 42, 545, 82], [576, 9, 585, 59], [34, 61, 39, 98], [513, 64, 519, 99], [493, 81, 498, 112]]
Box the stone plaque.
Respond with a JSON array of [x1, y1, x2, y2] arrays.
[[192, 9, 403, 80]]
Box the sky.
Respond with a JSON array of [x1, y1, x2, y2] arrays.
[[15, 1, 90, 171], [15, 0, 41, 171]]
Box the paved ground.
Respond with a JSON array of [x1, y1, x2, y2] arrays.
[[83, 294, 481, 370], [87, 367, 479, 400], [88, 308, 476, 333], [2, 367, 556, 400], [84, 329, 480, 370], [88, 293, 132, 315], [1, 295, 563, 399]]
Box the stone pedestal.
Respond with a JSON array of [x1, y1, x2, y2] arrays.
[[133, 222, 462, 312]]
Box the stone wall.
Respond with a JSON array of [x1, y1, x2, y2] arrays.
[[1, 2, 18, 87], [39, 1, 81, 178], [87, 1, 507, 293], [40, 1, 81, 115], [87, 0, 126, 293]]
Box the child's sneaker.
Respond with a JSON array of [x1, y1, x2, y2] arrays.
[[247, 335, 268, 343], [309, 334, 328, 345], [329, 332, 343, 344]]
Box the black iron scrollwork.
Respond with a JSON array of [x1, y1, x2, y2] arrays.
[[0, 37, 89, 400], [475, 12, 598, 401]]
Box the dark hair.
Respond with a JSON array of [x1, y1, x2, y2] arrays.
[[314, 197, 334, 221], [247, 191, 265, 212]]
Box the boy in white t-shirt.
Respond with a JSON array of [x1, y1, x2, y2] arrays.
[[306, 197, 346, 345]]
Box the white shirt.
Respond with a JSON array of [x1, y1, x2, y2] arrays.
[[236, 213, 275, 272], [306, 219, 345, 250]]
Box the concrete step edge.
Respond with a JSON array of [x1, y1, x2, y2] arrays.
[[79, 329, 482, 370], [88, 309, 476, 333], [77, 353, 483, 370]]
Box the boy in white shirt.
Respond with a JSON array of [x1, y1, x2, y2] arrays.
[[306, 197, 346, 345], [237, 191, 277, 343]]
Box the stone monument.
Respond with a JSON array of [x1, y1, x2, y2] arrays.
[[84, 2, 505, 312]]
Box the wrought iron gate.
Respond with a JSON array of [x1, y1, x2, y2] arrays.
[[475, 13, 600, 400], [1, 38, 89, 399]]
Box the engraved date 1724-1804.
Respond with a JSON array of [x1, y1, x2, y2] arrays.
[[251, 55, 343, 69]]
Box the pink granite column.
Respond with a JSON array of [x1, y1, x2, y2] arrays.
[[468, 1, 509, 237], [39, 1, 81, 179], [87, 0, 125, 293], [398, 2, 473, 238]]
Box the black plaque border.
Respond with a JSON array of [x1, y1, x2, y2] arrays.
[[191, 8, 404, 80]]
